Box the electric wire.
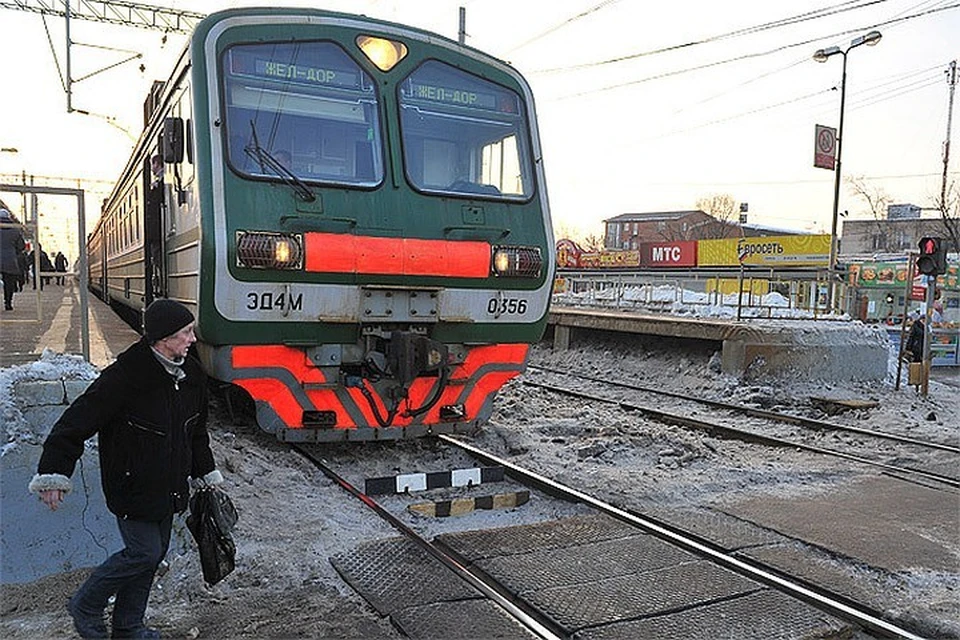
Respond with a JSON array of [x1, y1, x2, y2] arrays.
[[536, 0, 894, 74], [544, 2, 960, 100], [504, 0, 623, 54]]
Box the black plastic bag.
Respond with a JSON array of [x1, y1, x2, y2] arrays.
[[186, 488, 239, 586]]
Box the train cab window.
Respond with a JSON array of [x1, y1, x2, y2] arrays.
[[398, 60, 534, 200], [221, 42, 384, 187]]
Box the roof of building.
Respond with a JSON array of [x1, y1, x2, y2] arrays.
[[604, 210, 707, 223], [741, 223, 812, 235]]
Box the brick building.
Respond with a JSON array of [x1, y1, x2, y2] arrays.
[[603, 210, 782, 249]]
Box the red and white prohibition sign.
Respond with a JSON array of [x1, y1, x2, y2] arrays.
[[814, 124, 837, 170]]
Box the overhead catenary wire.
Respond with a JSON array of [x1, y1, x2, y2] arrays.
[[542, 2, 960, 101], [535, 0, 895, 74], [503, 0, 623, 54]]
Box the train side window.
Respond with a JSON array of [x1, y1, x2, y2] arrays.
[[398, 60, 534, 200]]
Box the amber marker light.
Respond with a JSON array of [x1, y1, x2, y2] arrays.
[[357, 35, 407, 71], [236, 231, 303, 270], [491, 246, 543, 278]]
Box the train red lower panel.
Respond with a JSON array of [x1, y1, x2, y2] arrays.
[[212, 343, 529, 442]]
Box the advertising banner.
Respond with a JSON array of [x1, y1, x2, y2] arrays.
[[698, 235, 831, 267], [854, 261, 958, 291], [640, 241, 697, 267]]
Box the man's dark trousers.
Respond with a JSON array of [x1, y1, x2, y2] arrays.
[[70, 514, 173, 635]]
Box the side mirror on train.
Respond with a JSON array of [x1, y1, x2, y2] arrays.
[[162, 117, 185, 164]]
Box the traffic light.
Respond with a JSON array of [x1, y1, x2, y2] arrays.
[[917, 237, 947, 276]]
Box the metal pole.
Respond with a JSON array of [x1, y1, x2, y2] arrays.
[[921, 275, 935, 397], [77, 191, 89, 361], [737, 263, 744, 320], [827, 51, 848, 315], [66, 1, 73, 113], [894, 254, 916, 390], [458, 7, 466, 45], [942, 60, 956, 212]]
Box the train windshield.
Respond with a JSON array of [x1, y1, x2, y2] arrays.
[[222, 42, 383, 186], [399, 61, 534, 200]]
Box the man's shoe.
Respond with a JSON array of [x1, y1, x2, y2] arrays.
[[67, 597, 108, 639]]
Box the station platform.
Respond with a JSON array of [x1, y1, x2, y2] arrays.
[[1, 288, 895, 381], [547, 307, 891, 381], [0, 279, 140, 370]]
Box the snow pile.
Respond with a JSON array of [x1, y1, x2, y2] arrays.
[[0, 349, 99, 454]]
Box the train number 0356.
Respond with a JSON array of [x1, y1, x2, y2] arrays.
[[487, 298, 527, 315]]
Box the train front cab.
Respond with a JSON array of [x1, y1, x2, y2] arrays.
[[190, 9, 555, 442]]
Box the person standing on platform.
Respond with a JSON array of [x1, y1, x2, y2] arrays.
[[39, 246, 54, 287], [0, 201, 27, 311], [905, 313, 926, 363], [54, 251, 68, 285], [17, 246, 29, 291], [29, 299, 223, 639]]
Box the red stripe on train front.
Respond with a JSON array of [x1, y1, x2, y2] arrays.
[[230, 343, 529, 430], [234, 378, 304, 427], [303, 232, 491, 277]]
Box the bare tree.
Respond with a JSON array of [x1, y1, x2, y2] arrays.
[[846, 175, 895, 252], [694, 194, 739, 239], [582, 233, 604, 252], [553, 221, 581, 242], [846, 175, 893, 219], [933, 180, 959, 253]]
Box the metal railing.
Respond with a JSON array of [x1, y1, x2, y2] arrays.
[[553, 269, 847, 320]]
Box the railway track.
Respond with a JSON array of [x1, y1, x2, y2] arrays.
[[525, 365, 959, 488], [291, 438, 929, 640]]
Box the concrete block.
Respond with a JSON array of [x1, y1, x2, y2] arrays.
[[64, 379, 93, 404], [21, 405, 69, 438], [1, 443, 120, 585], [15, 380, 65, 407], [554, 325, 571, 351]]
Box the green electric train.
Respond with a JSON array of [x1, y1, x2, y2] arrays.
[[88, 7, 555, 441]]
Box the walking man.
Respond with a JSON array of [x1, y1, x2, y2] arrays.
[[29, 299, 223, 639]]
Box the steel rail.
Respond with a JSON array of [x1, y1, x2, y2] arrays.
[[528, 364, 959, 454], [523, 380, 960, 489], [439, 434, 929, 640], [291, 444, 563, 640]]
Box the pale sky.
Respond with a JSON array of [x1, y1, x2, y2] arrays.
[[1, 0, 958, 251]]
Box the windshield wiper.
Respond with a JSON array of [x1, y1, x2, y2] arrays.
[[244, 121, 316, 203]]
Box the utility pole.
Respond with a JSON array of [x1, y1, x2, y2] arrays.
[[942, 60, 956, 214]]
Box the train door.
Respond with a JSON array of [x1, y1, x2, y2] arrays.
[[143, 149, 166, 303]]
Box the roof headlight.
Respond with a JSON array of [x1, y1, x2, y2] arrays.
[[357, 35, 407, 72]]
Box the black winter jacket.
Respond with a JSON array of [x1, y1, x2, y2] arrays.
[[37, 338, 215, 521]]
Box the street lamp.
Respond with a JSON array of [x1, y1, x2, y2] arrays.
[[814, 29, 881, 312]]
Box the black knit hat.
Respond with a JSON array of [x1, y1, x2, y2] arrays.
[[144, 299, 194, 342]]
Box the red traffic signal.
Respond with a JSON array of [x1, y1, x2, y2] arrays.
[[916, 237, 946, 276]]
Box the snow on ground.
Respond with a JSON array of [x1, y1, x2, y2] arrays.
[[1, 313, 957, 638]]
